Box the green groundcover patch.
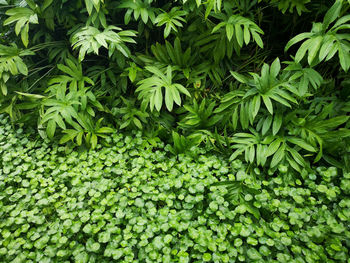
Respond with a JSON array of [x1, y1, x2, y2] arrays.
[[0, 115, 349, 263]]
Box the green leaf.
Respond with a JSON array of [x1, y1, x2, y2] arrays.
[[248, 145, 256, 164], [270, 58, 281, 78], [308, 36, 322, 64], [42, 0, 53, 11], [15, 18, 26, 36], [319, 38, 335, 61], [270, 144, 285, 167], [203, 253, 212, 262], [251, 95, 261, 120], [75, 252, 89, 263], [338, 43, 350, 71], [287, 147, 306, 167], [226, 24, 234, 41], [230, 71, 248, 83], [46, 119, 56, 139], [287, 137, 316, 152], [155, 87, 163, 111], [232, 107, 238, 130], [243, 25, 250, 45], [262, 95, 273, 114], [91, 134, 98, 149], [0, 82, 8, 96], [272, 114, 282, 135], [165, 87, 174, 111], [252, 31, 263, 48], [235, 24, 243, 47], [295, 39, 312, 63], [266, 139, 281, 157], [323, 0, 342, 29], [285, 33, 312, 51], [86, 239, 100, 252], [14, 60, 28, 75], [21, 23, 29, 47], [262, 115, 273, 135], [140, 8, 149, 24], [98, 232, 111, 243], [97, 127, 114, 133], [247, 248, 262, 260]]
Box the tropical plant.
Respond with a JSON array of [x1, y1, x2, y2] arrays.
[[154, 7, 187, 38], [179, 99, 222, 129], [4, 5, 38, 47], [0, 0, 350, 261], [0, 0, 348, 175], [285, 0, 350, 71], [71, 26, 137, 61], [136, 65, 191, 112], [0, 44, 34, 96]]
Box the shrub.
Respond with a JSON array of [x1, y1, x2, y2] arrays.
[[1, 115, 349, 263], [0, 0, 349, 173]]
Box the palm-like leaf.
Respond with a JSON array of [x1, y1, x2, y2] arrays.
[[222, 58, 297, 129], [71, 26, 137, 61], [0, 44, 34, 95], [285, 0, 350, 71], [4, 7, 38, 47], [117, 0, 156, 24], [136, 66, 191, 112], [154, 7, 187, 38]]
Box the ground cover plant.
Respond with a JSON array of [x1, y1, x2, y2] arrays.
[[0, 115, 350, 262]]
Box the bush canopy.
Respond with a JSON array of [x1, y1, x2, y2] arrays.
[[0, 0, 349, 172]]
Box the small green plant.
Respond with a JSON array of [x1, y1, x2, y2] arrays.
[[0, 115, 349, 262]]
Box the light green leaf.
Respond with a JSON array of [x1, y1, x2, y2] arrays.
[[323, 0, 342, 29], [46, 119, 56, 139], [308, 36, 323, 64], [270, 57, 280, 78], [262, 95, 273, 114], [226, 24, 234, 41], [288, 137, 317, 152], [266, 139, 281, 157], [91, 134, 98, 149], [272, 114, 282, 135], [235, 24, 243, 47]]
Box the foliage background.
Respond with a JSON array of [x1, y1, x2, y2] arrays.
[[0, 0, 350, 261], [0, 0, 350, 172]]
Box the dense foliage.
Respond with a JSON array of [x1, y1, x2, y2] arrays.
[[0, 115, 349, 262], [1, 1, 350, 262], [0, 0, 349, 171]]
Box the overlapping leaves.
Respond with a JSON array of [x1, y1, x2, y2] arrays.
[[136, 65, 191, 112], [285, 0, 350, 71], [71, 26, 137, 61]]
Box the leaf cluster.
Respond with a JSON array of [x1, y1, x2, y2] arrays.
[[0, 115, 349, 262], [0, 1, 349, 170]]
